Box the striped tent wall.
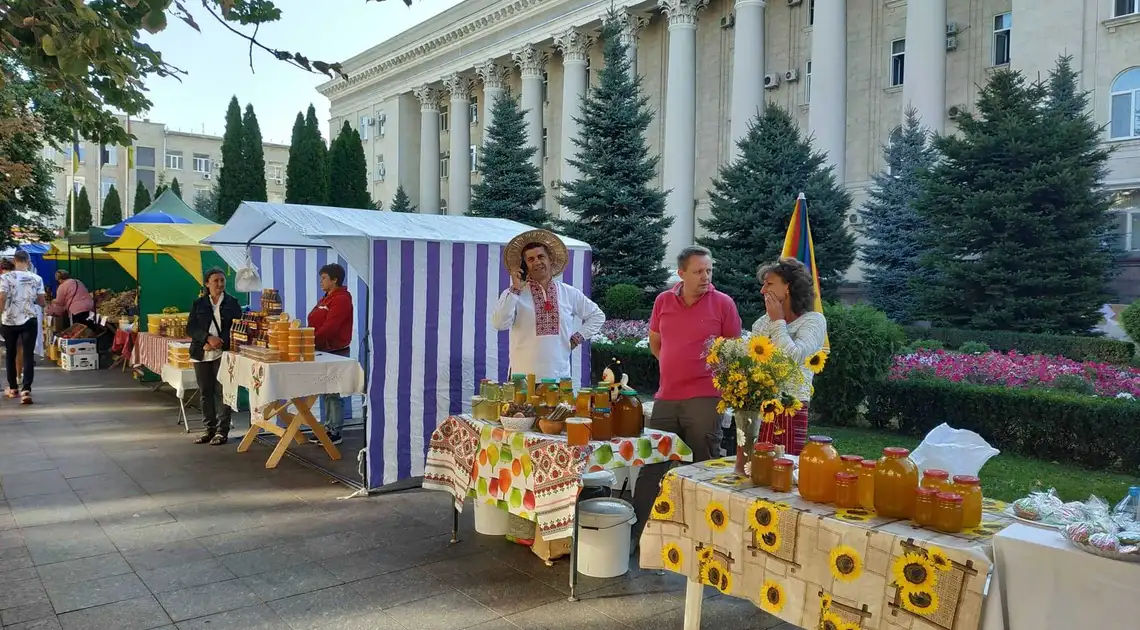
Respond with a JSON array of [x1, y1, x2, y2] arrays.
[[248, 246, 369, 421], [367, 238, 593, 488]]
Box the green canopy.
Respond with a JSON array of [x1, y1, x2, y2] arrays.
[[66, 227, 113, 247], [136, 189, 213, 224]]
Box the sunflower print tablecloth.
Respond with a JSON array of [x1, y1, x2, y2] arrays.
[[423, 415, 693, 540], [639, 458, 1012, 630]]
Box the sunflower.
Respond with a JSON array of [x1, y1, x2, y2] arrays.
[[829, 545, 863, 583], [891, 552, 938, 594], [757, 528, 781, 554], [759, 579, 785, 614], [748, 335, 776, 363], [747, 499, 779, 535], [806, 350, 828, 374], [661, 542, 683, 572], [712, 473, 746, 487], [835, 508, 873, 523], [820, 593, 833, 610], [651, 496, 676, 520], [698, 546, 713, 563], [701, 560, 727, 588], [900, 588, 941, 617], [820, 609, 844, 630], [982, 497, 1008, 513], [705, 500, 729, 533], [784, 398, 804, 414], [925, 546, 952, 572], [718, 569, 733, 595], [760, 398, 785, 422]]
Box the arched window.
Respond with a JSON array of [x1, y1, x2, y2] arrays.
[[1110, 68, 1140, 140]]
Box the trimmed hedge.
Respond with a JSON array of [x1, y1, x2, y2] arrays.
[[870, 379, 1140, 473], [590, 343, 659, 395], [902, 325, 1135, 365]]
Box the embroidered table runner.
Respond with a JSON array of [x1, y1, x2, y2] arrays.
[[218, 351, 365, 412]]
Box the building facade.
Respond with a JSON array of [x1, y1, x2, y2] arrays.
[[318, 0, 1140, 294], [45, 117, 290, 227]]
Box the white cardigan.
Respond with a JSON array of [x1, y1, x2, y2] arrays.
[[752, 311, 827, 402]]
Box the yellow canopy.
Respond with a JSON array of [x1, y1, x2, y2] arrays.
[[104, 224, 220, 283], [42, 239, 115, 261]]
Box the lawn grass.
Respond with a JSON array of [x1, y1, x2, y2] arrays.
[[814, 424, 1140, 504]]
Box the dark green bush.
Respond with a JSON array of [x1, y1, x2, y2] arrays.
[[958, 341, 991, 354], [908, 339, 944, 352], [902, 325, 1134, 364], [1049, 374, 1096, 396], [870, 379, 1140, 472], [811, 303, 906, 427], [590, 342, 659, 395], [602, 284, 645, 319], [1121, 300, 1140, 343]]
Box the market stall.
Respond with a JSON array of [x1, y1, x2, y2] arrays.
[[42, 239, 135, 294]]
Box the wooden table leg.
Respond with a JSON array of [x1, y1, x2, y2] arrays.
[[265, 406, 306, 469], [295, 397, 342, 461], [237, 400, 289, 453], [683, 579, 703, 630]]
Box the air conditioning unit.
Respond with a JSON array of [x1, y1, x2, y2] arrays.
[[763, 73, 781, 89], [362, 116, 374, 127], [946, 22, 958, 35], [787, 0, 803, 5], [376, 112, 386, 124], [948, 104, 966, 119], [202, 173, 211, 180], [946, 36, 958, 51], [272, 177, 283, 185], [784, 69, 800, 82], [550, 180, 560, 189], [848, 213, 862, 225], [377, 166, 386, 178], [720, 14, 735, 28]]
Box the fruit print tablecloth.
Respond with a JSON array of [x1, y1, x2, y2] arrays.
[[422, 415, 693, 540], [639, 458, 1013, 630]]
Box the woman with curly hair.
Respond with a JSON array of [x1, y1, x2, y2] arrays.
[[749, 257, 828, 456]]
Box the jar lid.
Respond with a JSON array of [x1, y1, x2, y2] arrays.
[[840, 455, 863, 463], [541, 378, 558, 383], [835, 472, 858, 482], [883, 447, 910, 457], [953, 475, 980, 485], [923, 469, 950, 479], [860, 459, 877, 468], [808, 435, 833, 444], [773, 458, 794, 468], [936, 492, 964, 502], [754, 442, 776, 452], [511, 373, 526, 379], [916, 486, 939, 497]]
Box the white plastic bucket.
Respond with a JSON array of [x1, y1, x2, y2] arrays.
[[474, 500, 511, 536], [577, 497, 636, 578]]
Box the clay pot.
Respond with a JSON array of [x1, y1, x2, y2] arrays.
[[538, 418, 566, 435]]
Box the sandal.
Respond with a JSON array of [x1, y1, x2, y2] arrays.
[[194, 433, 215, 444], [19, 391, 31, 405], [4, 389, 17, 399], [209, 434, 228, 446]]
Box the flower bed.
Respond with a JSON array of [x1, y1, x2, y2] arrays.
[[593, 319, 650, 346]]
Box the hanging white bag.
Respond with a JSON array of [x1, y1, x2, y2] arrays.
[[234, 250, 262, 293]]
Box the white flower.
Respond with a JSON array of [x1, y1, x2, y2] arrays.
[[634, 338, 650, 348], [591, 334, 612, 345], [1117, 392, 1134, 400]]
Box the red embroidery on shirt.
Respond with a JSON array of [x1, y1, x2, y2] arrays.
[[529, 280, 560, 337]]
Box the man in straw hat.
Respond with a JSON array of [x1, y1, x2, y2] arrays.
[[491, 229, 605, 381]]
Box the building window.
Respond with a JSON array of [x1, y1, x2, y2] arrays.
[[1110, 68, 1140, 140], [73, 177, 85, 193], [586, 57, 592, 87], [136, 146, 155, 168], [359, 116, 370, 141], [469, 97, 478, 125], [440, 105, 449, 132], [192, 154, 210, 173], [165, 151, 183, 170], [470, 144, 478, 172], [102, 145, 118, 166], [267, 164, 284, 184], [43, 146, 56, 161], [440, 198, 448, 214], [76, 145, 86, 164], [809, 0, 815, 26], [1115, 0, 1138, 18], [100, 177, 116, 199], [375, 155, 386, 181], [542, 127, 548, 159], [805, 60, 812, 103], [993, 13, 1012, 66], [440, 152, 450, 179], [542, 71, 549, 103], [377, 113, 386, 137], [890, 39, 906, 87]]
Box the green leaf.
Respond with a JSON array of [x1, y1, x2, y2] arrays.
[[141, 9, 167, 34], [477, 478, 488, 497], [57, 51, 89, 77], [593, 443, 614, 466], [41, 35, 57, 56]]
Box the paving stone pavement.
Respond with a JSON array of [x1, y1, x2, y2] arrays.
[[0, 365, 797, 630]]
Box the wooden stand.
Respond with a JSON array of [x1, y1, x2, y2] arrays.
[[236, 395, 342, 469]]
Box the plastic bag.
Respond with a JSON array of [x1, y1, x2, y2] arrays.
[[234, 250, 262, 293], [908, 423, 1000, 478]]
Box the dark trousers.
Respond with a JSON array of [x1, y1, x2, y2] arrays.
[[632, 396, 723, 540], [192, 359, 231, 434], [2, 319, 37, 392]]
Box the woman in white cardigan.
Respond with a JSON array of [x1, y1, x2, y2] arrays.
[[750, 257, 828, 456]]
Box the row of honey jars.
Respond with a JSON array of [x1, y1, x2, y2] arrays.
[[749, 441, 794, 493]]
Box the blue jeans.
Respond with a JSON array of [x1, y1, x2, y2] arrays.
[[320, 394, 344, 434]]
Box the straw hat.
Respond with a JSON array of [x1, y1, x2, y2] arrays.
[[503, 229, 569, 277]]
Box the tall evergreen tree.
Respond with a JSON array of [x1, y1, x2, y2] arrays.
[[101, 184, 122, 225], [389, 184, 416, 213], [285, 106, 329, 204], [860, 107, 938, 323], [699, 105, 855, 314], [74, 187, 92, 232], [193, 184, 219, 221], [328, 121, 371, 209], [285, 113, 306, 204], [915, 57, 1112, 334], [305, 104, 329, 204], [556, 15, 670, 295], [468, 90, 546, 226], [170, 177, 182, 198], [241, 104, 268, 203], [132, 180, 151, 214], [216, 96, 245, 222]]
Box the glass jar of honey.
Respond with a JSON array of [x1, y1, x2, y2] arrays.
[[540, 379, 559, 407], [835, 472, 859, 508], [858, 460, 876, 510], [874, 447, 919, 519], [575, 390, 592, 417], [593, 385, 610, 411], [921, 469, 951, 493], [771, 458, 794, 493], [751, 442, 777, 487], [914, 487, 938, 527], [591, 406, 613, 440], [612, 389, 643, 438], [798, 436, 841, 503], [935, 492, 964, 533], [952, 475, 983, 528], [840, 455, 864, 476]]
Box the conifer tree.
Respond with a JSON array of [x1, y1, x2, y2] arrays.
[[216, 96, 245, 221], [241, 104, 268, 203], [193, 184, 219, 220], [285, 113, 306, 203], [170, 178, 182, 198], [305, 104, 329, 204], [389, 184, 416, 213], [468, 90, 546, 226], [328, 121, 371, 209], [286, 106, 329, 204], [73, 187, 92, 231], [556, 15, 670, 295], [101, 184, 122, 225], [699, 105, 855, 314], [132, 180, 151, 214]]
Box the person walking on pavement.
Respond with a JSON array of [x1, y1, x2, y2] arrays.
[[0, 252, 44, 404]]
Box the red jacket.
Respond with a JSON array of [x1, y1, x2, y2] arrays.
[[307, 287, 353, 352]]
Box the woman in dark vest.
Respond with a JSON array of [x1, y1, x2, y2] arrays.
[[187, 268, 242, 445]]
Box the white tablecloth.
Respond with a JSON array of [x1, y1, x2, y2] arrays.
[[989, 522, 1140, 629], [218, 351, 365, 412], [160, 364, 198, 399]]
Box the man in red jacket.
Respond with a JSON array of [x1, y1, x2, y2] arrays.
[[307, 263, 353, 445]]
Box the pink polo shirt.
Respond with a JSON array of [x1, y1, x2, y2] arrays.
[[650, 283, 742, 400]]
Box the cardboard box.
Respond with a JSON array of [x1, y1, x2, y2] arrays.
[[58, 338, 97, 355], [61, 353, 97, 371]]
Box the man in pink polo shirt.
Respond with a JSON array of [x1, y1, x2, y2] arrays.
[[632, 245, 742, 541]]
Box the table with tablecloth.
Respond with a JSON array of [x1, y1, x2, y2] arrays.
[[132, 332, 189, 375], [218, 351, 365, 468], [424, 415, 694, 541], [640, 458, 1014, 630], [160, 363, 199, 433]]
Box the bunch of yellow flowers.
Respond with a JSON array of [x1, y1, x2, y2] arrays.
[[705, 334, 824, 417]]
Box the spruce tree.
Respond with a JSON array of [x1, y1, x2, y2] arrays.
[[241, 104, 268, 203], [193, 184, 219, 221], [556, 15, 670, 295], [216, 96, 245, 222], [699, 105, 855, 314], [389, 184, 416, 213], [101, 184, 122, 225], [328, 122, 371, 209], [132, 180, 151, 214], [860, 107, 938, 323], [305, 104, 329, 204], [468, 90, 546, 226], [74, 187, 92, 231], [285, 113, 306, 203], [154, 183, 167, 197], [915, 58, 1112, 334], [285, 106, 329, 205], [170, 178, 182, 198]]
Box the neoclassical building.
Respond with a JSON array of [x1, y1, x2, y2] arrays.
[[318, 0, 1140, 292]]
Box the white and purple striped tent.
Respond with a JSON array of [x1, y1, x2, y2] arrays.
[[205, 203, 594, 489]]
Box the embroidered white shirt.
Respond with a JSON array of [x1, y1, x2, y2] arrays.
[[752, 311, 827, 402], [491, 279, 605, 381]]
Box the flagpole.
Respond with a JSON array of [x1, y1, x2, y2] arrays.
[[95, 136, 103, 225]]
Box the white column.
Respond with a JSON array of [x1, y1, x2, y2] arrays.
[[730, 0, 766, 160], [414, 85, 442, 214], [445, 73, 473, 216], [555, 29, 593, 201], [475, 61, 511, 144], [808, 0, 847, 184], [902, 0, 947, 133], [658, 0, 708, 263], [512, 46, 547, 175], [617, 12, 649, 78]]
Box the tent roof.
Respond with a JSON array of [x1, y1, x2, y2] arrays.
[[136, 189, 213, 224], [43, 239, 113, 260], [105, 223, 220, 251], [67, 227, 113, 247]]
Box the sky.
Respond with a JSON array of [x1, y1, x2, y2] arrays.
[[138, 0, 465, 145]]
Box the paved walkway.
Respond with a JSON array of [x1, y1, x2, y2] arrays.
[[0, 365, 791, 630]]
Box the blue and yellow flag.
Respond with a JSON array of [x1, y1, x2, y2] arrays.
[[780, 192, 829, 352], [71, 137, 81, 174]]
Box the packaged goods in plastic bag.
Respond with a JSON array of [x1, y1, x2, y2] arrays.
[[234, 250, 262, 293], [908, 423, 1000, 478]]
